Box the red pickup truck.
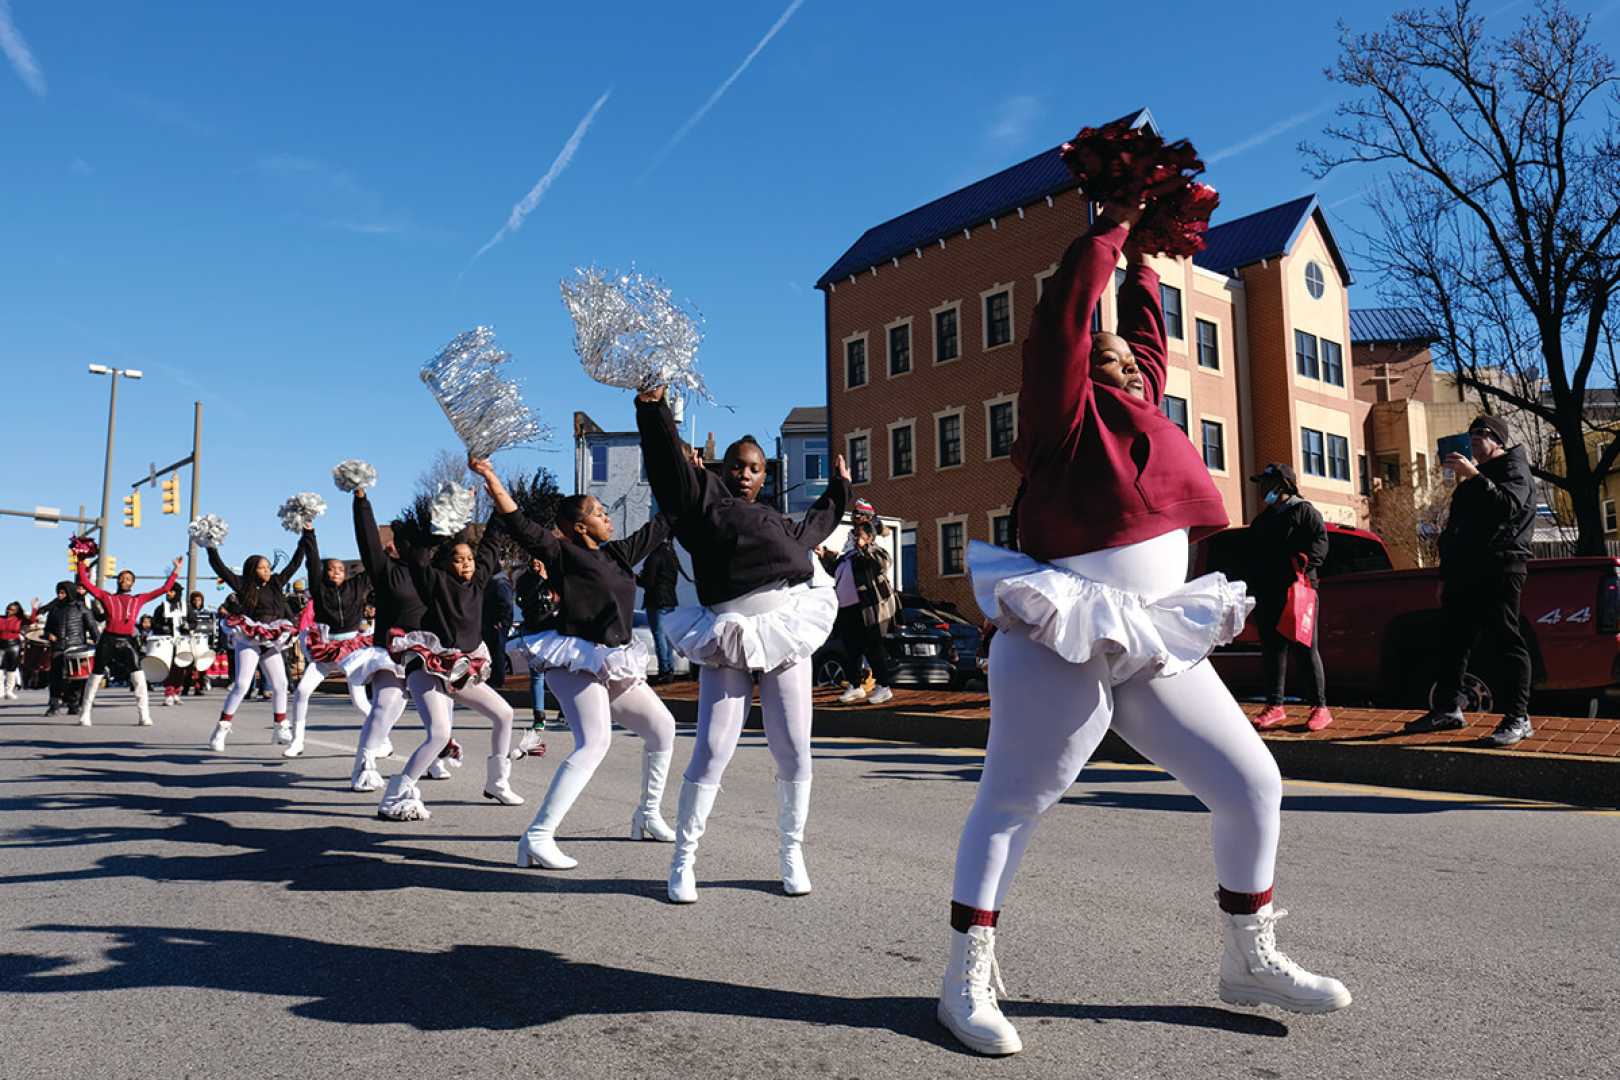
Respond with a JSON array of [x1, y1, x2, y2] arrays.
[[1194, 525, 1620, 713]]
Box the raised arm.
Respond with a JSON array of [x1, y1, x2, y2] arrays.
[[473, 457, 561, 564], [135, 561, 182, 604], [788, 462, 850, 549], [473, 514, 505, 587], [206, 547, 242, 594], [1116, 254, 1168, 406], [607, 512, 672, 568], [272, 539, 306, 589], [301, 526, 322, 573], [76, 558, 111, 605], [352, 491, 387, 578], [635, 390, 707, 520]]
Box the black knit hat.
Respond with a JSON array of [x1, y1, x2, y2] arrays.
[[1469, 415, 1511, 446], [1250, 462, 1299, 494]]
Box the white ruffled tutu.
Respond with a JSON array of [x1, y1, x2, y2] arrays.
[[342, 645, 403, 685], [507, 630, 648, 685], [970, 539, 1253, 686], [664, 578, 838, 673]]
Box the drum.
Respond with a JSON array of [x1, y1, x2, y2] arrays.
[[174, 634, 195, 668], [191, 634, 217, 673], [64, 647, 96, 682], [142, 636, 175, 682]]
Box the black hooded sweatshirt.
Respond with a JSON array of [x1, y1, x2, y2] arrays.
[[1439, 443, 1535, 578], [207, 544, 305, 623], [353, 493, 427, 643], [502, 510, 672, 647], [299, 527, 371, 633]]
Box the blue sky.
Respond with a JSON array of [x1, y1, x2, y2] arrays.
[[1, 0, 1613, 596]]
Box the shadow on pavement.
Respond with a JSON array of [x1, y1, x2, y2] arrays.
[[0, 923, 1288, 1045]]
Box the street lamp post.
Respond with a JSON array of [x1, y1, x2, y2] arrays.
[[87, 364, 142, 586]]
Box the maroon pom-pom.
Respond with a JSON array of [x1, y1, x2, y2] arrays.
[[68, 534, 99, 560]]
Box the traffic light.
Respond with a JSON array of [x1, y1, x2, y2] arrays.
[[122, 491, 142, 528], [68, 550, 78, 574], [161, 474, 181, 515], [101, 555, 116, 584]]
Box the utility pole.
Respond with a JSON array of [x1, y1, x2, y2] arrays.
[[88, 365, 142, 586], [187, 402, 203, 597]]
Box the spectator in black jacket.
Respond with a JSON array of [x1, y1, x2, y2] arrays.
[[1406, 415, 1537, 745], [1245, 464, 1332, 732], [483, 569, 516, 689], [637, 538, 683, 683], [514, 558, 559, 724]]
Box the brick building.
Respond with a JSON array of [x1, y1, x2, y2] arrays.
[[816, 110, 1372, 613]]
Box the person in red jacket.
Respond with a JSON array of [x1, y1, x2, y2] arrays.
[[77, 557, 182, 727], [936, 198, 1350, 1057], [1, 599, 39, 699]]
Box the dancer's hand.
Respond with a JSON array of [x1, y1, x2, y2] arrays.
[[834, 454, 851, 482], [637, 384, 667, 404], [468, 456, 496, 481], [172, 557, 184, 572]]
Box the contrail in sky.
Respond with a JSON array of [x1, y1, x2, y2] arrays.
[[0, 0, 46, 97], [1206, 101, 1336, 165]]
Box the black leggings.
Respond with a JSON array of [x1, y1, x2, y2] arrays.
[[834, 606, 894, 687], [0, 641, 20, 672], [1256, 594, 1327, 708]]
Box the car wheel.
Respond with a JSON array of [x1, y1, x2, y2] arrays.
[[1429, 673, 1493, 715], [816, 657, 847, 688]]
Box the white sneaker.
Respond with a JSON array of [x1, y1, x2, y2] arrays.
[[1219, 903, 1352, 1014], [837, 685, 867, 704], [938, 926, 1021, 1055], [865, 685, 894, 705], [425, 758, 452, 781]]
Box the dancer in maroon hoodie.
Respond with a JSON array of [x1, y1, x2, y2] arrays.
[[936, 198, 1350, 1056], [77, 557, 181, 727]]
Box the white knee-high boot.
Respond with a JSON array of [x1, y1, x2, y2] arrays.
[[1, 670, 16, 698], [667, 780, 720, 904], [515, 760, 595, 869], [483, 754, 524, 805], [78, 674, 103, 726], [630, 749, 675, 842], [1219, 903, 1352, 1013], [776, 778, 813, 896], [131, 671, 152, 726]]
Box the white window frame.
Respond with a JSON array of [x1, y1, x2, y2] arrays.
[[885, 316, 915, 380], [845, 428, 872, 486], [984, 392, 1019, 460], [887, 418, 917, 480], [931, 300, 962, 365], [589, 443, 609, 484], [980, 282, 1016, 351], [937, 515, 969, 578], [1199, 414, 1229, 476], [986, 505, 1014, 549], [1605, 499, 1618, 533], [843, 331, 869, 391], [1034, 263, 1058, 301], [1305, 261, 1326, 299], [1194, 316, 1221, 371], [934, 406, 966, 471]]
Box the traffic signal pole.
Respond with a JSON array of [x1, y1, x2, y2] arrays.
[[96, 372, 120, 586], [187, 402, 202, 597]]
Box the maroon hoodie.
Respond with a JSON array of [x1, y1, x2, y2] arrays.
[[1013, 216, 1228, 560]]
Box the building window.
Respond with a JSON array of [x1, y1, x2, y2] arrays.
[[848, 434, 869, 484], [845, 337, 867, 388], [984, 289, 1012, 348], [1034, 266, 1055, 300], [888, 322, 911, 377], [935, 306, 959, 363], [988, 400, 1016, 459], [890, 423, 914, 478], [1359, 453, 1370, 496], [1382, 457, 1401, 486], [1327, 434, 1351, 481], [991, 512, 1013, 548], [937, 412, 963, 469], [939, 520, 966, 576], [590, 444, 608, 483], [1321, 339, 1344, 387], [804, 452, 825, 481], [1605, 499, 1618, 533], [1195, 319, 1220, 370], [1301, 428, 1327, 477], [900, 527, 917, 591], [1161, 284, 1184, 339], [1305, 261, 1325, 299], [1201, 419, 1225, 471], [1161, 394, 1189, 435], [1295, 330, 1320, 380]]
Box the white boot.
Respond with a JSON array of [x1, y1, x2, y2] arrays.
[[78, 674, 103, 726], [283, 715, 306, 757], [629, 749, 676, 842], [1219, 903, 1352, 1014], [515, 760, 595, 869], [132, 672, 153, 726], [2, 670, 16, 698], [776, 777, 813, 896], [938, 926, 1021, 1056], [351, 748, 384, 792], [483, 754, 525, 805], [425, 758, 453, 780], [667, 780, 720, 904], [272, 720, 292, 745], [208, 719, 231, 752], [377, 774, 430, 820]]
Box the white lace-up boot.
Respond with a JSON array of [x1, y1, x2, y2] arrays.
[[937, 926, 1021, 1056], [1219, 903, 1352, 1013]]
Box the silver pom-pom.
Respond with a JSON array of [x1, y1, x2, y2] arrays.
[[429, 481, 477, 537], [420, 327, 551, 459], [188, 514, 230, 549], [560, 266, 709, 400], [277, 492, 328, 534], [332, 459, 378, 493]]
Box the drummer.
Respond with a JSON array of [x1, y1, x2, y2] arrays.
[[76, 556, 182, 727], [183, 591, 218, 697], [41, 580, 96, 716], [153, 583, 190, 707]]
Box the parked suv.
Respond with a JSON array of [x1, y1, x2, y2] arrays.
[[813, 618, 956, 690], [900, 594, 985, 689]]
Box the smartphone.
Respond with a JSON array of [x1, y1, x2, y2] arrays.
[[1438, 433, 1472, 482]]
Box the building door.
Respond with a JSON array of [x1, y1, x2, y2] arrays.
[[900, 527, 917, 593]]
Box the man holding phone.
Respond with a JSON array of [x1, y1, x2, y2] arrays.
[[1405, 415, 1536, 744]]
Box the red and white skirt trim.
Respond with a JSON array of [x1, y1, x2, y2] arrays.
[[387, 629, 490, 692], [223, 614, 296, 652]]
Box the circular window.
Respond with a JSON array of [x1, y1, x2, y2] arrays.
[[1305, 262, 1325, 299]]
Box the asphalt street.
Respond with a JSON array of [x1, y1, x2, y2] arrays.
[[1, 684, 1615, 1080]]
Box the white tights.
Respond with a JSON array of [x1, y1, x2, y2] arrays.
[[545, 668, 676, 777], [684, 659, 813, 786], [400, 669, 514, 783], [221, 641, 288, 717], [356, 670, 412, 755], [951, 627, 1282, 912], [289, 659, 372, 741]]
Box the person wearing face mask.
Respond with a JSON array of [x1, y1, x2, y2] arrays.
[[1405, 414, 1536, 745], [1245, 464, 1331, 732]]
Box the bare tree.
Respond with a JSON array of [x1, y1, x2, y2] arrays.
[[392, 451, 562, 569], [1369, 462, 1453, 568], [1307, 0, 1620, 554]]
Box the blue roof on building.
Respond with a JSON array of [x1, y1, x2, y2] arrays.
[[1192, 195, 1352, 284], [816, 108, 1157, 289], [1349, 307, 1441, 344]]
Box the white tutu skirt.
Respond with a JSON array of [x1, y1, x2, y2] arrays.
[[223, 614, 295, 652], [342, 646, 403, 685], [664, 581, 838, 674], [386, 630, 491, 691], [969, 541, 1253, 686], [507, 630, 647, 685]]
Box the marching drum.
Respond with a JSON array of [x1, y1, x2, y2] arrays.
[[64, 647, 96, 682], [174, 634, 195, 668], [191, 634, 217, 672], [141, 636, 175, 682]]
